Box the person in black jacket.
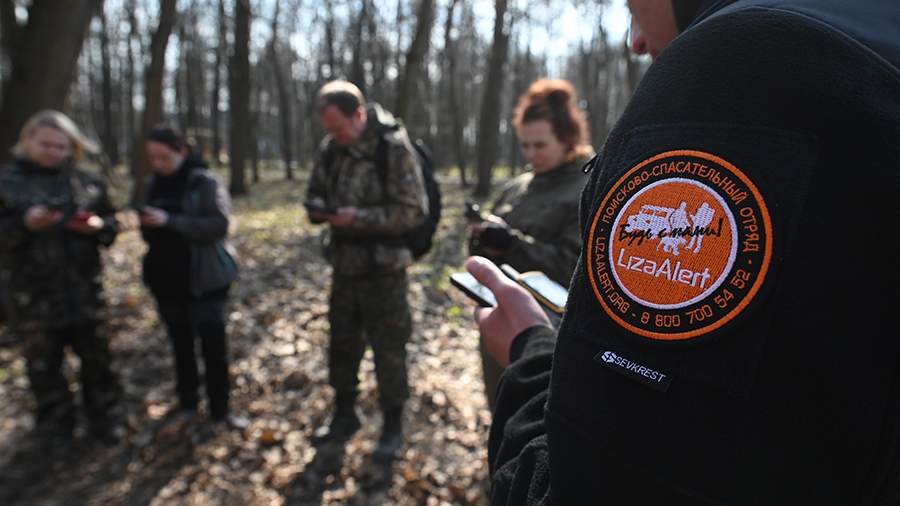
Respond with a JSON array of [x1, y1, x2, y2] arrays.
[[473, 0, 900, 504], [139, 126, 245, 431]]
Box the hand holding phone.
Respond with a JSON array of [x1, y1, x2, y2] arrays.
[[462, 257, 552, 367]]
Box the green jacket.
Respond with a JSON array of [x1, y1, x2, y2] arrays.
[[0, 160, 118, 331], [307, 104, 428, 276], [473, 158, 589, 285]]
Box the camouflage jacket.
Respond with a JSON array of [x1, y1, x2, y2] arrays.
[[307, 104, 428, 277], [472, 157, 589, 285], [0, 160, 118, 331]]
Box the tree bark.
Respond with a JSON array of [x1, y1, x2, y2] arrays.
[[229, 0, 251, 196], [0, 0, 22, 86], [130, 0, 177, 201], [0, 0, 103, 164], [268, 0, 294, 180], [349, 0, 367, 91], [98, 5, 118, 165], [210, 0, 226, 164], [442, 0, 467, 186], [124, 0, 138, 162], [474, 0, 511, 196], [395, 0, 435, 121]]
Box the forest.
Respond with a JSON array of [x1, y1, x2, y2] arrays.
[[0, 1, 645, 504]]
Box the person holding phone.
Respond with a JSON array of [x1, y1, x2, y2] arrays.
[[0, 110, 123, 449], [139, 126, 244, 431], [305, 81, 428, 463], [475, 0, 900, 504], [469, 79, 591, 409]]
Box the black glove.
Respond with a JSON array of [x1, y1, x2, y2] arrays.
[[479, 223, 516, 251]]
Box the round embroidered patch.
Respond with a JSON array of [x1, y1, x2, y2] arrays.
[[586, 150, 772, 340]]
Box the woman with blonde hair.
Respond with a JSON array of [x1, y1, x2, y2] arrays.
[[0, 110, 123, 448], [469, 79, 593, 409]]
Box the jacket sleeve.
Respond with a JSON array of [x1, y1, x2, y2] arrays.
[[166, 175, 230, 243], [348, 140, 427, 235], [0, 193, 29, 253], [502, 208, 581, 286], [489, 325, 557, 505]]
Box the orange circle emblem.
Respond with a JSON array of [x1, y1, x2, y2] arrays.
[[587, 150, 772, 340]]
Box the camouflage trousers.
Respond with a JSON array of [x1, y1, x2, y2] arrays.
[[21, 322, 121, 428], [328, 270, 411, 411]]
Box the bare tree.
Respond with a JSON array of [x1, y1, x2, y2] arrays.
[[97, 5, 118, 165], [474, 0, 511, 196], [0, 0, 102, 163], [395, 0, 435, 121], [267, 0, 294, 180], [210, 0, 226, 164], [130, 0, 177, 200], [229, 0, 251, 196], [441, 0, 468, 185]]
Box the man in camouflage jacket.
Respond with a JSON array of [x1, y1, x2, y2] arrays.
[[0, 158, 121, 444], [306, 81, 427, 462]]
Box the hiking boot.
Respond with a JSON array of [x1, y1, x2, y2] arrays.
[[314, 401, 361, 445], [372, 407, 403, 463]]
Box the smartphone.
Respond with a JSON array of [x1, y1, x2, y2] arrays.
[[500, 264, 567, 314], [449, 272, 497, 308], [518, 272, 568, 314], [304, 202, 337, 215]]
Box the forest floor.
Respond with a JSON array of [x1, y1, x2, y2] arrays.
[[0, 168, 499, 505]]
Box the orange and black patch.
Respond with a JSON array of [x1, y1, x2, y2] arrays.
[[587, 150, 772, 341]]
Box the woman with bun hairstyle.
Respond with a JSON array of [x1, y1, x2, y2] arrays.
[[469, 79, 592, 409], [139, 126, 245, 430], [0, 110, 123, 447]]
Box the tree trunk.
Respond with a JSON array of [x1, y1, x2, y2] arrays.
[[210, 0, 226, 165], [0, 0, 20, 56], [0, 0, 103, 165], [124, 0, 138, 157], [229, 0, 251, 196], [395, 0, 435, 121], [98, 5, 118, 165], [349, 0, 367, 91], [130, 0, 177, 201], [250, 73, 261, 183], [268, 0, 293, 180], [321, 2, 338, 80], [442, 0, 467, 186], [474, 0, 511, 196]]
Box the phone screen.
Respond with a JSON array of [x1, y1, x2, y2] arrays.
[[450, 272, 497, 307], [520, 273, 568, 312]]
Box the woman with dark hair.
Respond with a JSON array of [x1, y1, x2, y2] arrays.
[[139, 126, 244, 430], [469, 79, 592, 409], [0, 110, 123, 447]]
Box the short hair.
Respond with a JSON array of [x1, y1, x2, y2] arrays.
[[512, 79, 591, 158], [146, 124, 190, 153], [316, 80, 366, 117], [13, 110, 99, 163]]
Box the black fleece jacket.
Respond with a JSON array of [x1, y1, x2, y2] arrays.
[[489, 1, 900, 505]]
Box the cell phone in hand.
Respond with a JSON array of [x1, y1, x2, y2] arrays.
[[500, 264, 567, 314], [450, 272, 497, 308], [304, 202, 337, 215]]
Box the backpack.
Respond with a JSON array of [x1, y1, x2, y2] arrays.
[[374, 136, 442, 260]]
